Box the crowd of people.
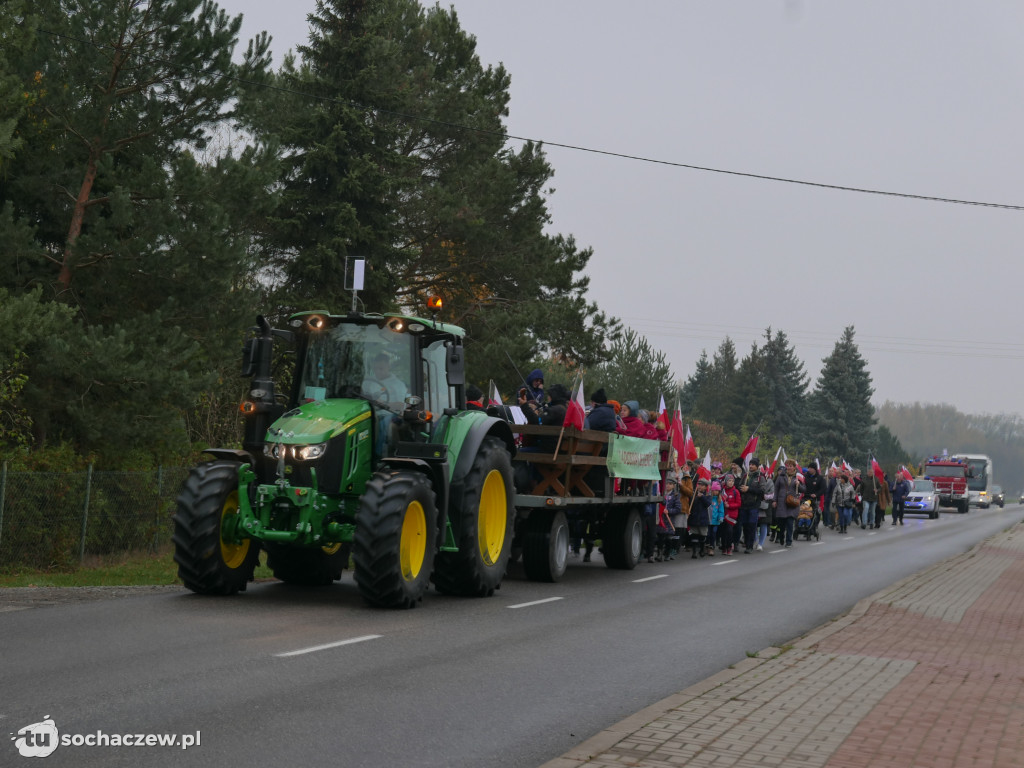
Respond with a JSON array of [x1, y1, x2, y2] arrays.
[[656, 456, 913, 561], [481, 370, 916, 564]]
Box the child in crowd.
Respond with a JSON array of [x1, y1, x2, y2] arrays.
[[706, 481, 725, 556], [721, 474, 741, 555]]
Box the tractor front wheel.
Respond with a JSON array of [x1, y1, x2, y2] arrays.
[[173, 462, 259, 595], [353, 471, 437, 609], [433, 437, 514, 597]]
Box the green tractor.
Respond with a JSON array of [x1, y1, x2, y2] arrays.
[[173, 309, 516, 608]]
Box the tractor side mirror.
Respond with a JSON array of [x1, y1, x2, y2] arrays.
[[241, 338, 257, 377], [446, 342, 465, 386]]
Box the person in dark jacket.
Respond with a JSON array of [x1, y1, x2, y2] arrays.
[[891, 475, 911, 525], [465, 384, 484, 411], [773, 459, 805, 547], [688, 478, 712, 558], [542, 383, 570, 426], [803, 463, 827, 527], [860, 473, 879, 529], [738, 458, 770, 553], [523, 368, 545, 404], [584, 388, 617, 431]]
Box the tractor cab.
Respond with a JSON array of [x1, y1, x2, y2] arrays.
[[279, 310, 466, 461]]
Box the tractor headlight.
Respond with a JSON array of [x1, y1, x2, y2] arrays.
[[263, 442, 328, 461], [293, 442, 329, 461]]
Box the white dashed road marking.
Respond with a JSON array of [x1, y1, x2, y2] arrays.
[[508, 597, 564, 609], [276, 634, 383, 657]]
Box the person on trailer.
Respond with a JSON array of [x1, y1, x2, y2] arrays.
[[584, 388, 617, 431]]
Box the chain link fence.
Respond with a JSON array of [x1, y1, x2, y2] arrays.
[[0, 463, 191, 571]]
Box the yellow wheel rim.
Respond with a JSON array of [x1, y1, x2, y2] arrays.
[[400, 500, 427, 581], [321, 542, 344, 555], [477, 469, 508, 566], [219, 491, 251, 570]]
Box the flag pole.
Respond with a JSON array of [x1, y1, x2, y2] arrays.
[[551, 370, 582, 461]]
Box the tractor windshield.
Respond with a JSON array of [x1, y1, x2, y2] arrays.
[[298, 322, 413, 413]]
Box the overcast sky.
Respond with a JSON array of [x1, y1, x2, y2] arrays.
[[226, 1, 1024, 418]]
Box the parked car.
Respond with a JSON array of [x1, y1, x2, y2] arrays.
[[990, 485, 1005, 508], [905, 478, 940, 519]]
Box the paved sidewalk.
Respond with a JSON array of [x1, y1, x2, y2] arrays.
[[541, 523, 1024, 768]]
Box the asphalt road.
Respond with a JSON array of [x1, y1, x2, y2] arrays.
[[4, 503, 1023, 768]]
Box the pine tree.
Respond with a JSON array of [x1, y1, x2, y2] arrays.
[[804, 326, 875, 460], [760, 328, 809, 440], [253, 0, 618, 376], [0, 0, 276, 456], [694, 337, 738, 427], [679, 350, 711, 416], [588, 328, 675, 409]]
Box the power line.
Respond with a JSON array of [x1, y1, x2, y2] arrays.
[[619, 316, 1024, 362], [34, 26, 1024, 212]]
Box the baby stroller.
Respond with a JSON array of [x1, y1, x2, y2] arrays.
[[794, 499, 820, 541]]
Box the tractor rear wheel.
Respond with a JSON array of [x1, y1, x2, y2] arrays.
[[602, 507, 643, 570], [433, 437, 514, 596], [353, 471, 437, 609], [266, 542, 350, 586], [173, 462, 259, 595]]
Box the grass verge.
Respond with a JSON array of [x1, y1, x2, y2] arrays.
[[0, 550, 274, 588]]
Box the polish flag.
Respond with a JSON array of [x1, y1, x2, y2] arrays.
[[670, 411, 686, 464], [871, 456, 886, 485], [488, 380, 503, 407], [696, 450, 713, 481], [683, 425, 699, 462], [563, 377, 585, 430], [740, 434, 759, 471], [767, 445, 783, 476], [900, 466, 913, 482], [842, 459, 853, 473]]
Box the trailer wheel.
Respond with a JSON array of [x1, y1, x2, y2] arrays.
[[603, 507, 642, 570], [266, 542, 350, 586], [353, 471, 437, 608], [173, 461, 259, 595], [522, 509, 569, 582], [433, 437, 514, 597]]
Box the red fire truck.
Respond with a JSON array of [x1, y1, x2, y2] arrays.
[[923, 456, 971, 514]]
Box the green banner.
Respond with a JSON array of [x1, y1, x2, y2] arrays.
[[606, 434, 662, 480]]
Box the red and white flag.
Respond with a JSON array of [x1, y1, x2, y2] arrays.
[[488, 380, 503, 407], [767, 445, 783, 476], [900, 465, 913, 482], [670, 411, 686, 465], [740, 434, 759, 471], [683, 424, 699, 463], [842, 459, 853, 473], [654, 394, 669, 432], [697, 449, 713, 481], [871, 456, 886, 485], [563, 377, 585, 430]]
